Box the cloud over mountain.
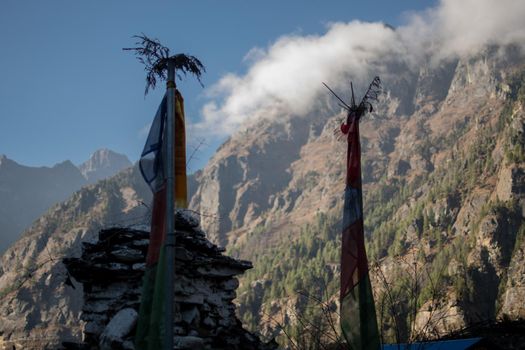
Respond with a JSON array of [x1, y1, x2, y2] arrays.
[[400, 0, 525, 62], [193, 0, 525, 138]]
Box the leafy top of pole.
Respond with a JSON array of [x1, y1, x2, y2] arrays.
[[123, 34, 205, 95]]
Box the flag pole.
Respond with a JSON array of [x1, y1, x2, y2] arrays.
[[164, 59, 176, 350]]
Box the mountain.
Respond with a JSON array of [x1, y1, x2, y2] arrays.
[[0, 166, 151, 348], [78, 149, 132, 184], [0, 45, 524, 347], [189, 46, 525, 342], [0, 156, 87, 254], [0, 149, 132, 255]]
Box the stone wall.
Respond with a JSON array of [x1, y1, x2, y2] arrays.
[[64, 211, 276, 350]]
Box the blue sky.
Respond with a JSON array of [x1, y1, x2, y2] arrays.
[[0, 0, 438, 172]]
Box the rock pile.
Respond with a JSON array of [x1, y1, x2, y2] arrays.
[[64, 211, 277, 350]]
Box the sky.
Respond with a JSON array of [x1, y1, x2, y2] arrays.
[[2, 0, 523, 174]]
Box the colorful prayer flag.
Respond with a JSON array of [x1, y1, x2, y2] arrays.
[[340, 110, 380, 350], [135, 90, 187, 349]]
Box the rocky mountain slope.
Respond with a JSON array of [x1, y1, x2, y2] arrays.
[[0, 166, 150, 348], [0, 45, 523, 348], [188, 45, 525, 342], [0, 149, 131, 254]]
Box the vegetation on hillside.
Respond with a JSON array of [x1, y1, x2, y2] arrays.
[[234, 69, 525, 348]]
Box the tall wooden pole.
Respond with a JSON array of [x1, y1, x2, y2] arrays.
[[164, 60, 176, 350]]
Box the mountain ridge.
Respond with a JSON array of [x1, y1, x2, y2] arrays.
[[78, 148, 132, 184], [0, 149, 133, 254], [0, 165, 151, 348], [0, 45, 524, 347], [188, 45, 525, 342]]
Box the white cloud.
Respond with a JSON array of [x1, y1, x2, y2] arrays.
[[192, 0, 525, 138], [400, 0, 525, 62], [193, 21, 400, 136]]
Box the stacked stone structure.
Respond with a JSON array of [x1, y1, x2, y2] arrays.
[[64, 211, 276, 350]]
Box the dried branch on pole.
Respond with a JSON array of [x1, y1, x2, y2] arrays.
[[123, 34, 205, 94]]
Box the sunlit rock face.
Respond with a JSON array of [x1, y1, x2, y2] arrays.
[[188, 45, 525, 341], [78, 149, 132, 185], [63, 212, 277, 350]]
